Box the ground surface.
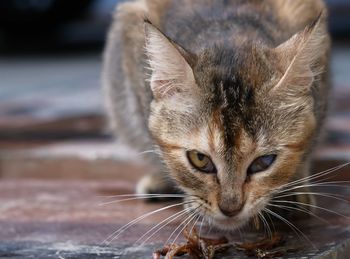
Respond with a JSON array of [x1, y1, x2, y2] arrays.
[[0, 179, 349, 258]]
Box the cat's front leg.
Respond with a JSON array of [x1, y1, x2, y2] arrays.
[[136, 170, 180, 197], [293, 163, 317, 218], [290, 183, 316, 220]]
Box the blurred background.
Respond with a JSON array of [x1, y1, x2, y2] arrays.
[[0, 0, 348, 176]]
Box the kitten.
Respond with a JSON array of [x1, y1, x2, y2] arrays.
[[102, 0, 330, 230]]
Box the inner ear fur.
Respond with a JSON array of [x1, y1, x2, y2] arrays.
[[271, 13, 329, 95], [144, 20, 197, 100]]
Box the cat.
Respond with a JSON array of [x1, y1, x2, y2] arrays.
[[102, 0, 330, 230]]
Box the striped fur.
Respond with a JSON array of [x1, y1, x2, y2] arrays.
[[103, 0, 330, 230]]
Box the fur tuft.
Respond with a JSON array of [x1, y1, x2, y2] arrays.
[[271, 13, 329, 96]]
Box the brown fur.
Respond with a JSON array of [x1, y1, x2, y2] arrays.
[[103, 0, 330, 230]]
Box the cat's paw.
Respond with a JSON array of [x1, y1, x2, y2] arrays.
[[136, 173, 181, 200]]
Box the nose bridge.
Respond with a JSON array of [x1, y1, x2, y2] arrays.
[[219, 161, 245, 196], [218, 164, 245, 216], [220, 179, 243, 204]]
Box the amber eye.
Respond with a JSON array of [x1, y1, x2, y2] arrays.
[[247, 155, 277, 175], [186, 150, 217, 174]]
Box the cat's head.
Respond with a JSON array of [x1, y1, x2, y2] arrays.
[[144, 16, 329, 230]]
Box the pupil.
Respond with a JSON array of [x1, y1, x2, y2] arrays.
[[197, 153, 205, 161]]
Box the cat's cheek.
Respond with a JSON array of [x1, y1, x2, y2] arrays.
[[242, 152, 303, 212], [267, 152, 303, 186], [252, 154, 304, 197]]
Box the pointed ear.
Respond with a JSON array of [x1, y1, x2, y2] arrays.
[[144, 21, 197, 100], [271, 13, 329, 94]]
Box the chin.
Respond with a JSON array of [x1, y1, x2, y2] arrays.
[[208, 208, 253, 232], [209, 216, 249, 232]]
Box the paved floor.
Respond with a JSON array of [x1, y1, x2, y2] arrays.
[[0, 179, 349, 258]]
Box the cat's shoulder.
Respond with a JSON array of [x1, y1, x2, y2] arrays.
[[112, 0, 170, 29], [113, 0, 327, 28]]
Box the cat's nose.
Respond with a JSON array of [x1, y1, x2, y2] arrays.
[[218, 205, 242, 217], [218, 192, 244, 217]]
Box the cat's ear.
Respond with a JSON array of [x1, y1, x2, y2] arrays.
[[271, 13, 329, 94], [144, 20, 197, 100]]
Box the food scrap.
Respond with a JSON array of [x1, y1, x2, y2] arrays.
[[153, 228, 230, 259], [235, 234, 298, 258], [235, 234, 285, 251], [154, 229, 297, 259]]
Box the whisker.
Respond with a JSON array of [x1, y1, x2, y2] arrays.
[[165, 211, 196, 244], [101, 201, 190, 245], [258, 212, 272, 239], [99, 194, 186, 206], [276, 181, 350, 195], [136, 150, 161, 156], [273, 192, 349, 203], [136, 207, 192, 246], [207, 219, 213, 236], [164, 212, 194, 245], [99, 193, 186, 199], [165, 205, 201, 245], [199, 215, 206, 237], [309, 181, 350, 185], [272, 200, 350, 219], [310, 172, 350, 186], [189, 213, 201, 236], [172, 210, 201, 245], [307, 162, 350, 182], [264, 210, 276, 234], [278, 162, 350, 191], [268, 203, 330, 225], [263, 208, 316, 249]]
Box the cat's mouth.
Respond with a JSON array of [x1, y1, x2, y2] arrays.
[[207, 208, 253, 231], [194, 197, 269, 231]]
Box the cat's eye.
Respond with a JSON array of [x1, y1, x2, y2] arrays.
[[186, 150, 216, 174], [247, 154, 277, 175]]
